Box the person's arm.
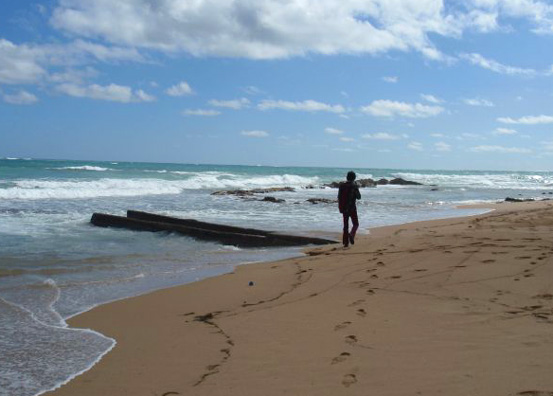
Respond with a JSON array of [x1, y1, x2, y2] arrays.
[[355, 186, 361, 200]]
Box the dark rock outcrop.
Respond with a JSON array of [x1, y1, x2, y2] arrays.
[[323, 177, 421, 188], [306, 198, 337, 204], [505, 197, 535, 203], [357, 179, 377, 187], [262, 196, 285, 203], [212, 187, 295, 196], [388, 178, 423, 186]]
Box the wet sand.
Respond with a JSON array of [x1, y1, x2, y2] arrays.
[[47, 201, 553, 396]]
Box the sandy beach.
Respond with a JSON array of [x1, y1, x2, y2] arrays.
[[46, 201, 553, 396]]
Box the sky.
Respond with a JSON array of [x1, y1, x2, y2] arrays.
[[1, 0, 553, 170]]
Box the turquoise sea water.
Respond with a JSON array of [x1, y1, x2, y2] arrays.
[[1, 158, 552, 396]]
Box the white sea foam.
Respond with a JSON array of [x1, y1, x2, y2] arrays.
[[55, 166, 111, 172], [393, 172, 553, 189], [0, 174, 320, 200]]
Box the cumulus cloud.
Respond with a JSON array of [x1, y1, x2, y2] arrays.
[[408, 141, 424, 151], [463, 97, 494, 106], [493, 127, 517, 135], [241, 130, 269, 137], [470, 145, 531, 153], [56, 83, 155, 102], [0, 39, 46, 84], [166, 81, 194, 96], [50, 0, 466, 61], [361, 100, 444, 118], [258, 99, 345, 113], [183, 109, 221, 116], [434, 141, 451, 151], [362, 132, 402, 140], [209, 98, 250, 109], [497, 115, 553, 124], [460, 53, 536, 76], [325, 127, 344, 135], [382, 76, 398, 83], [421, 94, 443, 103], [2, 90, 39, 105], [0, 38, 144, 85]]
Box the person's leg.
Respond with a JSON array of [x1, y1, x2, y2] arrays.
[[342, 213, 350, 246], [349, 209, 359, 244]]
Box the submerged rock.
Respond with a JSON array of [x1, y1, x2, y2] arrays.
[[306, 198, 337, 204], [261, 196, 285, 203], [388, 178, 423, 186], [212, 187, 295, 196]]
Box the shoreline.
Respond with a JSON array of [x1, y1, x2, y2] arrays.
[[45, 200, 553, 396]]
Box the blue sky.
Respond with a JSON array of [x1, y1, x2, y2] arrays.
[[1, 0, 553, 170]]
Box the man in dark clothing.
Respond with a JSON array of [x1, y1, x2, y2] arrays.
[[338, 171, 361, 247]]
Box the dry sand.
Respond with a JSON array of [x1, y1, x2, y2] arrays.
[[47, 201, 553, 396]]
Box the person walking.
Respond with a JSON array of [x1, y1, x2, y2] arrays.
[[338, 171, 361, 247]]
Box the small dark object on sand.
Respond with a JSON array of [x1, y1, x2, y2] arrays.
[[249, 281, 254, 286]]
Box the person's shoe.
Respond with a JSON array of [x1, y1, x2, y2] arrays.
[[349, 234, 355, 245]]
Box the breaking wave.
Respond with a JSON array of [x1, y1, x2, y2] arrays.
[[0, 173, 320, 200]]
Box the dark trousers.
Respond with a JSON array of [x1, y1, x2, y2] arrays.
[[342, 208, 359, 246]]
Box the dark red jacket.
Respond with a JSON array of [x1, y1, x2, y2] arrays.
[[338, 181, 361, 214]]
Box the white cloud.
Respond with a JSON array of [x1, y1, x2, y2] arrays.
[[135, 89, 156, 102], [340, 137, 355, 142], [430, 133, 445, 138], [362, 132, 402, 140], [420, 94, 443, 103], [166, 81, 194, 96], [258, 99, 345, 113], [50, 0, 466, 61], [463, 97, 494, 106], [325, 127, 344, 135], [241, 130, 269, 138], [56, 83, 154, 103], [542, 141, 553, 151], [493, 127, 517, 135], [361, 100, 444, 118], [470, 145, 532, 153], [0, 38, 144, 85], [0, 39, 46, 84], [408, 141, 424, 151], [497, 115, 553, 124], [382, 76, 398, 83], [434, 141, 451, 151], [183, 109, 220, 116], [460, 53, 536, 76], [242, 86, 263, 95], [2, 90, 39, 105], [209, 98, 250, 109]]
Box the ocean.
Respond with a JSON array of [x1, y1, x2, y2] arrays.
[[1, 158, 552, 396]]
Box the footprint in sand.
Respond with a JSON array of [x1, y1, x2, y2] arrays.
[[357, 308, 367, 317], [370, 274, 379, 279], [517, 391, 553, 396], [516, 256, 532, 260], [377, 261, 385, 266], [331, 352, 351, 365], [348, 299, 365, 307], [342, 374, 358, 387], [345, 335, 358, 345], [482, 259, 496, 263], [334, 321, 352, 331], [414, 269, 427, 272], [366, 289, 376, 295], [389, 275, 402, 279]]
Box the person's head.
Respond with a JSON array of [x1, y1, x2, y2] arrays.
[[346, 171, 356, 181]]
